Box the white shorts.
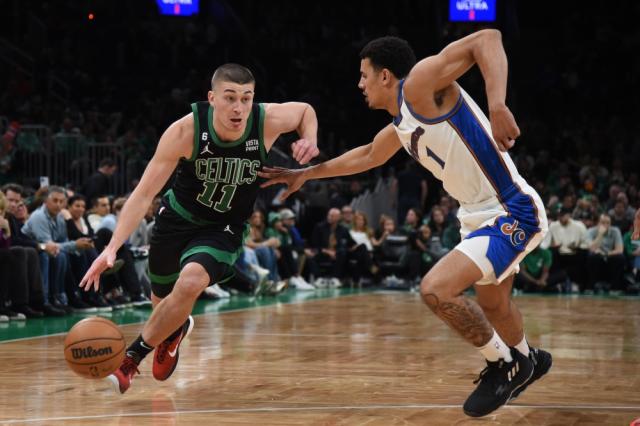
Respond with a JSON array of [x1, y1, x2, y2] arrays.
[[454, 191, 548, 285]]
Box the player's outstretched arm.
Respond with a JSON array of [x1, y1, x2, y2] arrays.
[[404, 29, 519, 151], [263, 102, 319, 165], [258, 124, 401, 201], [79, 115, 192, 291]]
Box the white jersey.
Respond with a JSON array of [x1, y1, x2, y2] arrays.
[[392, 81, 548, 284], [392, 81, 545, 232]]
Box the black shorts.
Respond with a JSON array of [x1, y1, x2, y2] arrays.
[[148, 201, 247, 297]]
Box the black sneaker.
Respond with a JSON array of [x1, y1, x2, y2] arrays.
[[115, 294, 133, 308], [509, 347, 552, 401], [13, 305, 44, 318], [90, 294, 113, 312], [69, 298, 98, 313], [52, 301, 73, 315], [42, 303, 66, 317], [463, 347, 533, 417], [131, 293, 152, 308]]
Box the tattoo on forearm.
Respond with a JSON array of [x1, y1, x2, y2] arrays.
[[423, 292, 493, 347]]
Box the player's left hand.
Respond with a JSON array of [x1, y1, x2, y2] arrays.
[[291, 138, 319, 165], [632, 208, 640, 239], [490, 104, 520, 151]]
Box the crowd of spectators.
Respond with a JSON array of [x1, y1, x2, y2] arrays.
[[0, 2, 639, 321]]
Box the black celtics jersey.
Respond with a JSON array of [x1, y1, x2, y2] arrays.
[[166, 101, 267, 226]]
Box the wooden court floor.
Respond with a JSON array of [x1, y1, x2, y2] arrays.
[[0, 292, 639, 425]]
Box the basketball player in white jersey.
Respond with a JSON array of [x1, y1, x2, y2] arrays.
[[259, 30, 551, 417]]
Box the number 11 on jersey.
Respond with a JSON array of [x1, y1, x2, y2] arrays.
[[196, 182, 237, 213]]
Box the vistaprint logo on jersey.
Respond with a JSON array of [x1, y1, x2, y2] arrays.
[[245, 139, 259, 152]]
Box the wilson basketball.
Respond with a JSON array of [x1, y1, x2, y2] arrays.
[[63, 317, 126, 379]]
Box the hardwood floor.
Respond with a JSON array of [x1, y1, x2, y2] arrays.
[[0, 292, 638, 425]]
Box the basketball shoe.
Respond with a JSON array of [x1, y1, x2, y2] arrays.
[[107, 354, 140, 394], [509, 347, 552, 401], [463, 347, 533, 417], [152, 316, 195, 381]]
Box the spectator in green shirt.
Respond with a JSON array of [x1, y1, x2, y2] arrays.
[[266, 212, 314, 290], [514, 246, 565, 293], [623, 228, 640, 282]]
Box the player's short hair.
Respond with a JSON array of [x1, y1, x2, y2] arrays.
[[211, 63, 255, 89], [360, 36, 416, 79]]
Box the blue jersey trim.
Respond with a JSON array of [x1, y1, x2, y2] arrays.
[[393, 79, 405, 126], [448, 98, 541, 278], [405, 92, 464, 124]]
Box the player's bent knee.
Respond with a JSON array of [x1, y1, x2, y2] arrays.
[[174, 264, 210, 299], [419, 275, 452, 310]]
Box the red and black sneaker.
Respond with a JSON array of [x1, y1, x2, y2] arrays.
[[107, 354, 140, 394], [152, 316, 194, 381]]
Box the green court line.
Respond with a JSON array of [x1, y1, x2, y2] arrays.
[[0, 288, 372, 343]]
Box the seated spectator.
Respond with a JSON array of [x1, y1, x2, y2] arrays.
[[514, 246, 565, 293], [586, 213, 625, 293], [442, 217, 462, 249], [426, 206, 448, 240], [572, 196, 596, 227], [415, 224, 448, 274], [92, 196, 150, 307], [308, 208, 365, 286], [609, 199, 632, 234], [2, 183, 50, 317], [87, 195, 111, 230], [401, 207, 422, 246], [350, 211, 374, 253], [245, 210, 281, 285], [545, 207, 589, 290], [64, 194, 112, 311], [21, 186, 96, 313], [340, 205, 354, 229], [623, 215, 640, 283], [266, 212, 314, 290], [0, 191, 27, 320], [372, 216, 417, 284]]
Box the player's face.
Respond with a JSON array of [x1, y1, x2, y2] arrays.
[[209, 81, 255, 133], [358, 58, 383, 109]]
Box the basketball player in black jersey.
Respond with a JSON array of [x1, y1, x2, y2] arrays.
[[80, 64, 319, 393]]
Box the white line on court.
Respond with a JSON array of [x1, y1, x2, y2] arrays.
[[3, 403, 640, 424]]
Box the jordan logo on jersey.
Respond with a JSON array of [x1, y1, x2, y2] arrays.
[[200, 142, 213, 155], [500, 219, 526, 246], [410, 127, 425, 160]]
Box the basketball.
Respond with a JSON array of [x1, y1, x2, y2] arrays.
[[63, 317, 126, 379]]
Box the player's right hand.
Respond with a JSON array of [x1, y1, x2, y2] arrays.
[[258, 166, 307, 201], [79, 248, 116, 291], [489, 104, 520, 151]]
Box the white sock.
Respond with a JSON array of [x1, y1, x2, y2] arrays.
[[479, 330, 512, 362], [515, 335, 530, 356]]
